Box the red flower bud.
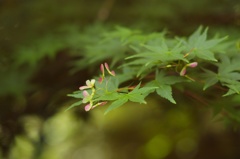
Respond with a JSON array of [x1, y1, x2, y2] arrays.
[[187, 62, 198, 68]]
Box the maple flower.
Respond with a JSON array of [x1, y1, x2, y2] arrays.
[[99, 62, 116, 83], [92, 101, 108, 109], [99, 64, 105, 83], [187, 62, 198, 68], [84, 101, 107, 111], [100, 64, 105, 75], [79, 79, 96, 90], [180, 67, 187, 76], [82, 90, 92, 103], [99, 77, 103, 83], [104, 62, 116, 76], [82, 90, 94, 111], [84, 103, 92, 111], [180, 62, 198, 76]]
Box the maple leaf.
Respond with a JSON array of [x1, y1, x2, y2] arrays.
[[217, 55, 240, 96], [184, 26, 228, 61]]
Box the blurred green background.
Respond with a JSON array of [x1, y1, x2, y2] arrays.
[[0, 0, 240, 159]]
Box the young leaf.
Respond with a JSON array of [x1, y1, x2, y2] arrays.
[[104, 96, 128, 114], [65, 100, 83, 111], [156, 84, 176, 104], [67, 91, 84, 99], [202, 69, 219, 90], [217, 55, 240, 95], [156, 70, 187, 85], [185, 27, 227, 61], [95, 92, 120, 101], [146, 80, 176, 104], [223, 83, 240, 96], [203, 78, 219, 91], [128, 83, 156, 103], [128, 94, 147, 104], [127, 44, 187, 63]]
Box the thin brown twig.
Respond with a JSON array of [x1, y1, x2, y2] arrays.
[[184, 90, 209, 106]]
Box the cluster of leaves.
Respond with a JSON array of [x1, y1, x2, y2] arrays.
[[68, 26, 240, 118]]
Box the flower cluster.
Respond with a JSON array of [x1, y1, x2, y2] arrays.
[[79, 62, 116, 111], [180, 62, 198, 76], [99, 62, 115, 83]]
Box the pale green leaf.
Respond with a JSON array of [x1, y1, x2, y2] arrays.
[[95, 92, 120, 101], [128, 94, 147, 104], [137, 86, 158, 94], [203, 78, 219, 90], [156, 85, 176, 104], [156, 70, 187, 85], [195, 49, 217, 61], [67, 91, 83, 99], [127, 83, 156, 103], [65, 100, 83, 111], [223, 84, 240, 96], [104, 96, 128, 114], [146, 79, 176, 104], [202, 69, 219, 90], [185, 27, 227, 61], [129, 83, 141, 94]]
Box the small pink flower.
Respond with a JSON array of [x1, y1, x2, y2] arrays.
[[79, 79, 95, 90], [187, 62, 198, 68], [100, 64, 105, 75], [84, 102, 107, 111], [180, 67, 187, 76], [92, 101, 108, 109], [83, 90, 89, 97], [84, 103, 92, 111], [82, 90, 91, 103], [110, 70, 116, 76], [99, 101, 107, 106], [180, 62, 198, 76], [104, 62, 116, 76], [99, 64, 105, 83], [99, 77, 103, 83]]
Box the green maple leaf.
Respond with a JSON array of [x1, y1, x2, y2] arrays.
[[185, 26, 228, 61], [155, 70, 187, 84], [128, 83, 157, 103], [104, 95, 128, 114], [103, 26, 141, 43], [104, 83, 156, 114], [202, 55, 240, 95], [223, 83, 240, 96], [65, 100, 83, 111], [217, 55, 240, 75], [126, 40, 188, 77], [128, 93, 147, 104], [67, 90, 84, 99], [95, 77, 119, 93], [202, 69, 219, 90], [217, 55, 240, 96], [147, 80, 176, 104], [156, 84, 176, 104], [145, 71, 187, 104], [95, 92, 120, 101], [127, 40, 187, 63]]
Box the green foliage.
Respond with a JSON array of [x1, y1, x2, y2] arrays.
[[183, 27, 228, 61], [1, 1, 240, 158], [68, 25, 240, 122], [14, 35, 65, 66], [0, 67, 33, 96], [145, 70, 187, 104]]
